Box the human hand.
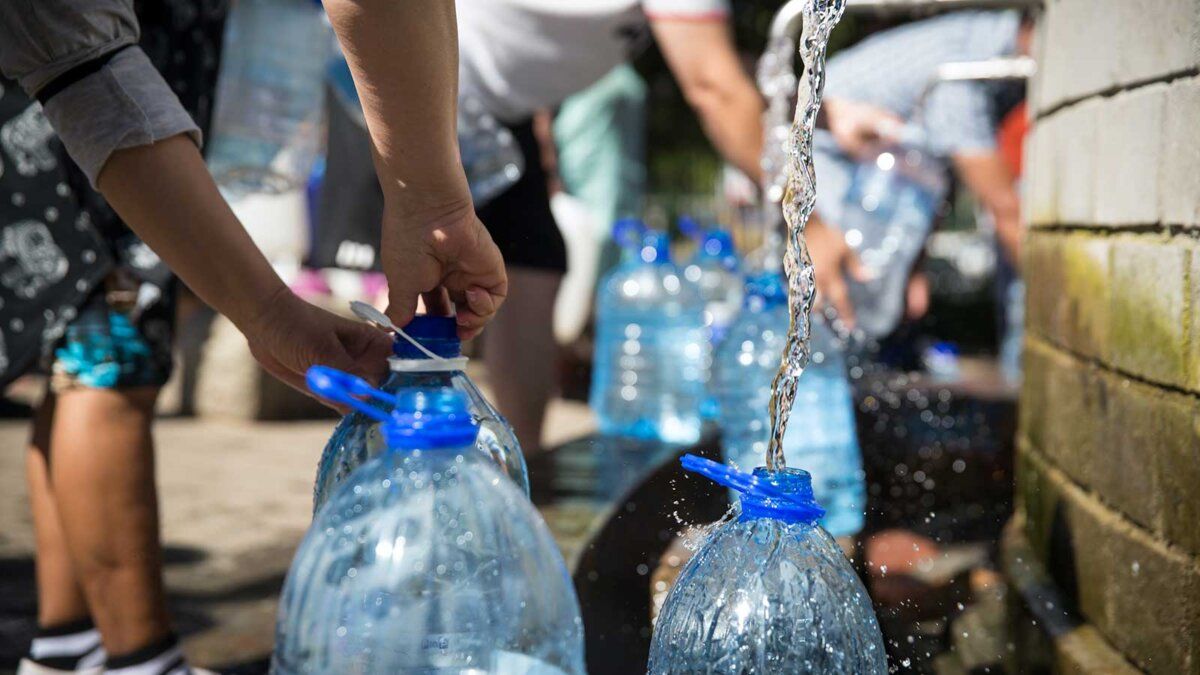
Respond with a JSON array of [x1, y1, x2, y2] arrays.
[[381, 197, 508, 340], [905, 269, 931, 322], [242, 288, 394, 407], [823, 97, 904, 160], [807, 217, 870, 330]]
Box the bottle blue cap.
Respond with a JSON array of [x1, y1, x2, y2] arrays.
[[305, 367, 478, 451], [678, 215, 703, 241], [613, 218, 647, 250], [680, 454, 825, 525], [641, 231, 672, 265], [382, 388, 479, 450], [393, 315, 461, 359], [744, 271, 789, 307]]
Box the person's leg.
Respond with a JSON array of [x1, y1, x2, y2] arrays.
[[486, 268, 562, 456], [48, 385, 170, 656], [26, 393, 90, 627], [21, 394, 108, 674]]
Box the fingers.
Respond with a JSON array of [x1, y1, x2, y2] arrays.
[[335, 321, 394, 385], [822, 273, 856, 331], [844, 244, 872, 283], [421, 287, 454, 317], [249, 343, 349, 412], [446, 286, 497, 340]]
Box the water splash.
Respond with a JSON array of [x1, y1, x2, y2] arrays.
[[766, 0, 847, 471]]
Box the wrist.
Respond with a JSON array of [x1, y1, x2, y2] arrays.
[[228, 280, 294, 338]]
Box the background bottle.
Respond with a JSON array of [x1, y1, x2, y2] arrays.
[[839, 131, 949, 341], [208, 0, 333, 194], [590, 228, 707, 444], [715, 271, 867, 537], [679, 217, 744, 420]]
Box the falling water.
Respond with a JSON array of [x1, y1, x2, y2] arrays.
[[765, 0, 847, 471]]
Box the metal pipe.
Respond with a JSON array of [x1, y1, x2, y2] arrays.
[[847, 0, 1041, 12], [768, 0, 808, 43]]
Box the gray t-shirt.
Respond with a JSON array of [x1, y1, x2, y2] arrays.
[[824, 10, 1021, 155], [0, 0, 200, 185]]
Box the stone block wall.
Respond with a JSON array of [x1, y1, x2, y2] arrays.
[[1012, 0, 1200, 672]]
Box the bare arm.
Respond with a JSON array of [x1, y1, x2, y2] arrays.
[[322, 0, 506, 335], [953, 152, 1022, 267], [97, 136, 393, 392], [650, 19, 764, 183]]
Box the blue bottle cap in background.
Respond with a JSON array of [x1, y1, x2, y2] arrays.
[[677, 215, 703, 241], [613, 218, 647, 250], [641, 231, 672, 265], [744, 271, 788, 307], [382, 388, 479, 450], [393, 315, 462, 359]]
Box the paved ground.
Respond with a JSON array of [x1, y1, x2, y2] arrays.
[[0, 395, 596, 673]]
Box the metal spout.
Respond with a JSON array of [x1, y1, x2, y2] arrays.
[[768, 0, 808, 42]]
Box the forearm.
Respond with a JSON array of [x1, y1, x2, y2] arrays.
[[323, 0, 471, 214], [97, 135, 288, 332], [652, 19, 764, 183], [953, 152, 1022, 267], [689, 80, 765, 182]]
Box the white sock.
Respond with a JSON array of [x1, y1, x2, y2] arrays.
[[104, 635, 191, 675], [27, 619, 106, 670]]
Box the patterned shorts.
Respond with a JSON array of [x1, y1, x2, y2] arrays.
[[49, 271, 174, 392]]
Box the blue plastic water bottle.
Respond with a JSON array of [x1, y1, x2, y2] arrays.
[[274, 368, 584, 674], [590, 225, 707, 444], [208, 0, 333, 193], [679, 217, 744, 420], [313, 315, 528, 512], [648, 455, 886, 674], [715, 271, 867, 537]]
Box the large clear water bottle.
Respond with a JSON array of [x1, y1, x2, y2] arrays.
[[208, 0, 333, 194], [313, 315, 528, 512], [275, 368, 584, 674], [590, 226, 707, 444], [839, 132, 949, 340], [715, 271, 867, 537], [649, 455, 886, 674]]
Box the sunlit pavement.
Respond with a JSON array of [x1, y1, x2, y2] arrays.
[[0, 396, 598, 673]]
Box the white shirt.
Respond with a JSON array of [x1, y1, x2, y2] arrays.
[[457, 0, 729, 122]]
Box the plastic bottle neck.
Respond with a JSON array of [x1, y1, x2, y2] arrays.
[[387, 356, 469, 373], [738, 467, 824, 525]]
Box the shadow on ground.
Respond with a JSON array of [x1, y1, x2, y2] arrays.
[[0, 544, 284, 675]]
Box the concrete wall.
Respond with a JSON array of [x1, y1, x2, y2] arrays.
[[1012, 0, 1200, 672]]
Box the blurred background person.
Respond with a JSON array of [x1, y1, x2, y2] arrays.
[[809, 10, 1033, 339], [313, 0, 768, 455]]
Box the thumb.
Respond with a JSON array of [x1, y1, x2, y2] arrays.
[[843, 244, 873, 283]]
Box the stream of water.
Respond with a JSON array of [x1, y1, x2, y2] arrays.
[[765, 0, 847, 471]]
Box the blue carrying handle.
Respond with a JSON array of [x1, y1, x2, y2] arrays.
[[680, 454, 793, 503], [305, 366, 397, 422], [680, 453, 826, 524]]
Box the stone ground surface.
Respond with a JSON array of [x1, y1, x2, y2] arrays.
[[0, 396, 597, 674]]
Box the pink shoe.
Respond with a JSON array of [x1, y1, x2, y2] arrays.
[[289, 268, 332, 301]]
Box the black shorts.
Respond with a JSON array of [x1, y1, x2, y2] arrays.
[[475, 121, 566, 273], [312, 107, 566, 274]]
